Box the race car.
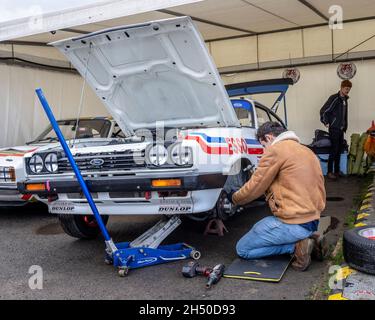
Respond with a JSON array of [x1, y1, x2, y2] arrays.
[[0, 117, 122, 206], [18, 17, 293, 238]]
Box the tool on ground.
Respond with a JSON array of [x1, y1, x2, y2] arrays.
[[206, 264, 225, 289], [182, 262, 225, 289], [204, 219, 229, 236], [182, 261, 212, 278], [36, 88, 200, 277]]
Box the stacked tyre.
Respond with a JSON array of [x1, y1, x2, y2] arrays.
[[343, 226, 375, 275]]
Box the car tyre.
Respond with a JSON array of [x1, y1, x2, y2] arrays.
[[343, 225, 375, 275], [58, 214, 109, 239]]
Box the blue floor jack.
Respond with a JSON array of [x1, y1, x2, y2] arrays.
[[36, 88, 201, 277]]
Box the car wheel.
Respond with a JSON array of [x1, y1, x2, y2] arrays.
[[58, 214, 109, 239], [343, 225, 375, 275], [215, 190, 237, 221]]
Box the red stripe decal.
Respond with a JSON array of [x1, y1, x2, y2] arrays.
[[186, 135, 264, 155], [0, 148, 38, 157]]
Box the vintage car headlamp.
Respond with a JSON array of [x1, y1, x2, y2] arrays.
[[147, 144, 168, 166], [29, 154, 44, 174], [44, 153, 59, 173], [170, 144, 193, 166]]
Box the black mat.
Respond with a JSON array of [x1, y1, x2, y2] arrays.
[[224, 255, 294, 283]]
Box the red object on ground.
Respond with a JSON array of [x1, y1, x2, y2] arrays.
[[204, 219, 229, 236]]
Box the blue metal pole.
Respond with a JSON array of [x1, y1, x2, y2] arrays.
[[35, 88, 114, 244]]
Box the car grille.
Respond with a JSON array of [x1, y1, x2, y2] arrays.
[[0, 166, 16, 183], [57, 150, 146, 173]]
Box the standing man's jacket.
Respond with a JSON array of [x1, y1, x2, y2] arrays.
[[232, 132, 326, 225], [320, 92, 349, 132]]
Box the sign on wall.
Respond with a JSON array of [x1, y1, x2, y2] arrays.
[[282, 68, 301, 84], [337, 62, 357, 80]]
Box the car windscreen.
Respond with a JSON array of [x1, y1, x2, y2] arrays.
[[31, 119, 112, 143]]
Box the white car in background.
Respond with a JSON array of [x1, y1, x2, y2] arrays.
[[19, 17, 293, 239], [0, 117, 123, 206]]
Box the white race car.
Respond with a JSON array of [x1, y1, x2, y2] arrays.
[[0, 117, 122, 206], [19, 17, 292, 238]]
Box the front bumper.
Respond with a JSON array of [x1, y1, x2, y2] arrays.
[[44, 188, 222, 215], [18, 172, 227, 196], [0, 183, 28, 206]]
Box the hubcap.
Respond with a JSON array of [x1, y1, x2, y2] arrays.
[[359, 227, 375, 240]]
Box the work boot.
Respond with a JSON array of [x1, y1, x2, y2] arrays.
[[292, 238, 314, 271], [327, 173, 337, 180], [335, 172, 346, 178], [310, 233, 329, 261]]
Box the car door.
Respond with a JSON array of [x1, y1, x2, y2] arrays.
[[230, 99, 260, 152], [255, 102, 286, 129]]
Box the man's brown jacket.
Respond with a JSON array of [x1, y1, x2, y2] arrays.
[[233, 131, 326, 225]]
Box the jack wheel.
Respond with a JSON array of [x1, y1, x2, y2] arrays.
[[118, 267, 129, 277], [190, 250, 201, 260]]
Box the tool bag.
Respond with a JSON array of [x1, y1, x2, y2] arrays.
[[308, 129, 348, 154]]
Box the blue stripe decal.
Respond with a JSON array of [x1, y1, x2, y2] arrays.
[[189, 132, 226, 143], [245, 139, 260, 145]]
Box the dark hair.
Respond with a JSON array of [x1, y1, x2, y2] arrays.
[[341, 80, 352, 88], [256, 122, 287, 141]]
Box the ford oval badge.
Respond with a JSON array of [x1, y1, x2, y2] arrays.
[[90, 158, 105, 166]]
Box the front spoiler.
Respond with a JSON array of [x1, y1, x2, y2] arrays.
[[44, 188, 222, 215], [18, 173, 227, 196]]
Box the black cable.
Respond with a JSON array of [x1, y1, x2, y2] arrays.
[[0, 56, 76, 72]]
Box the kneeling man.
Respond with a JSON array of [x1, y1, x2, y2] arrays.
[[230, 122, 327, 271]]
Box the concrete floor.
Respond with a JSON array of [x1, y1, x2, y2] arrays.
[[0, 176, 362, 300]]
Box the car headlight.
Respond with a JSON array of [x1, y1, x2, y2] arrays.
[[29, 155, 44, 174], [147, 144, 168, 166], [44, 153, 58, 173], [170, 144, 193, 166]]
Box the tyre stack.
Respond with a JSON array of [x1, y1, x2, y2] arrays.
[[343, 183, 375, 275], [329, 163, 375, 300]]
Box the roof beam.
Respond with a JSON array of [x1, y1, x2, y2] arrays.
[[158, 9, 255, 34], [61, 28, 91, 35], [297, 0, 329, 21], [206, 15, 375, 42], [241, 0, 300, 26], [1, 40, 49, 47]]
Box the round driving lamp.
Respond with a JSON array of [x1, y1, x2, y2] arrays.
[[29, 155, 44, 174]]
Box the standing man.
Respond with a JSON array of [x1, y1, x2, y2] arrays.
[[320, 80, 352, 180], [229, 122, 327, 271]]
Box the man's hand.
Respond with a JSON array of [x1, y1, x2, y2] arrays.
[[227, 191, 236, 204]]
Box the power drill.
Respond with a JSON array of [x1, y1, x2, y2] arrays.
[[182, 262, 225, 289], [206, 264, 225, 289], [182, 261, 212, 278]]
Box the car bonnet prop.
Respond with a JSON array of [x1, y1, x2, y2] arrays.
[[35, 88, 200, 276]]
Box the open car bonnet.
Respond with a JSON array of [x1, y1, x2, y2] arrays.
[[51, 17, 240, 136]]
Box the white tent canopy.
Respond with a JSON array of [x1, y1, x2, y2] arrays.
[[0, 0, 203, 41]]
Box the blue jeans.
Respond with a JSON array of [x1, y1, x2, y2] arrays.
[[236, 216, 314, 259]]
